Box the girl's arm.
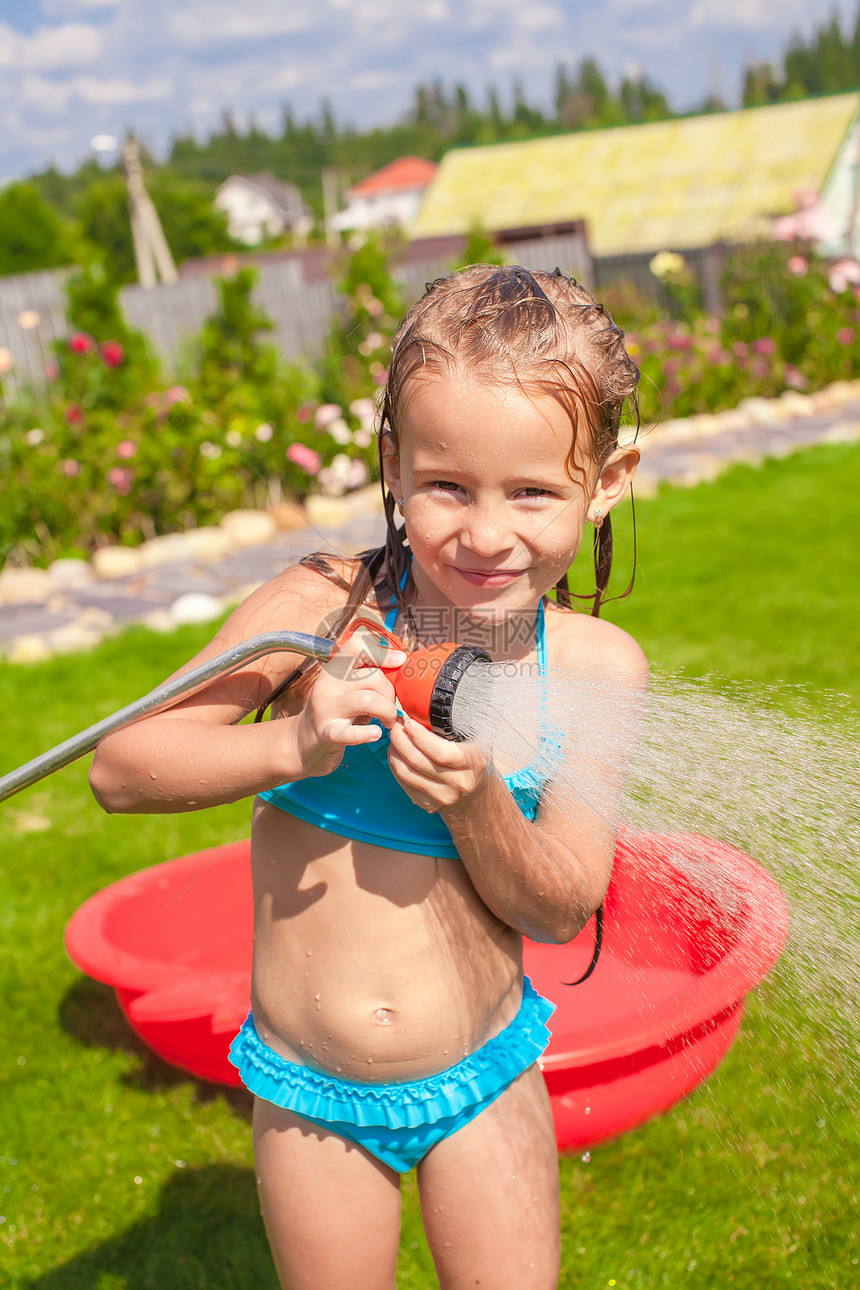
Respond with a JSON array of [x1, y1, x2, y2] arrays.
[[89, 569, 404, 814], [386, 622, 647, 944]]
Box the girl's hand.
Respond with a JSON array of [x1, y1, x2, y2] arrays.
[[294, 639, 406, 778], [387, 713, 491, 814]]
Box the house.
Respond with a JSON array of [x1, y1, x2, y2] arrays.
[[411, 94, 860, 260], [215, 173, 312, 246], [329, 156, 438, 233]]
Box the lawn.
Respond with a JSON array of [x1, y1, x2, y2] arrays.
[[1, 440, 858, 1288]]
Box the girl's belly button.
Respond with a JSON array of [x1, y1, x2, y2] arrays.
[[373, 1007, 395, 1024]]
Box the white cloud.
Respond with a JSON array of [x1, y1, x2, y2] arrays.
[[350, 70, 403, 90], [518, 2, 563, 32], [15, 69, 171, 114], [42, 1, 121, 11], [0, 21, 103, 71], [0, 103, 71, 148], [18, 74, 73, 114], [688, 0, 800, 28], [167, 3, 316, 48], [74, 74, 172, 104]]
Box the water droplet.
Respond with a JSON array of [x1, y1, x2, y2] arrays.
[[581, 1151, 591, 1163]]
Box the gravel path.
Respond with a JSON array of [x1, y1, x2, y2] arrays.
[[2, 389, 859, 664]]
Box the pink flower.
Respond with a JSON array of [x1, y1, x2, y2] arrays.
[[793, 188, 819, 210], [784, 365, 808, 390], [731, 341, 748, 359], [65, 405, 83, 425], [163, 385, 190, 408], [314, 403, 342, 429], [836, 327, 855, 345], [295, 402, 315, 423], [667, 332, 693, 351], [286, 443, 322, 474], [372, 366, 389, 386], [117, 440, 137, 459], [662, 358, 681, 377], [788, 256, 808, 277], [829, 260, 860, 293], [107, 466, 135, 495], [68, 332, 94, 354], [44, 360, 59, 381], [60, 459, 82, 477], [751, 337, 777, 356], [100, 340, 125, 367]]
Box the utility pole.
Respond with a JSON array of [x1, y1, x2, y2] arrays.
[[122, 134, 178, 288], [321, 165, 340, 247]]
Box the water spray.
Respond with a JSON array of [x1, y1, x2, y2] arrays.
[[0, 618, 491, 804]]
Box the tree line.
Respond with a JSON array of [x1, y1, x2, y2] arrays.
[[743, 7, 860, 105]]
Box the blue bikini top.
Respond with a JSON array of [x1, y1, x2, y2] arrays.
[[258, 600, 555, 858]]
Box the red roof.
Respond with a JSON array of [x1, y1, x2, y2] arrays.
[[350, 156, 438, 195]]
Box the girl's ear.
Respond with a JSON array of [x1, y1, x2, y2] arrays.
[[380, 431, 403, 501], [587, 445, 640, 523]]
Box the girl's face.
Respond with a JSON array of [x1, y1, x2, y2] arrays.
[[383, 371, 637, 618]]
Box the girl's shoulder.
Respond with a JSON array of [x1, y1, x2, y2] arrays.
[[543, 601, 648, 688], [227, 555, 378, 637]]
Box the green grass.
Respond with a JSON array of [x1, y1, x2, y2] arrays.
[[2, 441, 859, 1288]]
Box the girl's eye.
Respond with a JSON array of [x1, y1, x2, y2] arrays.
[[519, 487, 553, 499], [432, 480, 461, 492]]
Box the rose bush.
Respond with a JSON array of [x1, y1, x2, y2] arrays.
[[622, 243, 860, 424]]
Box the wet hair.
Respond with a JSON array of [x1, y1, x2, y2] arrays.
[[256, 265, 639, 719]]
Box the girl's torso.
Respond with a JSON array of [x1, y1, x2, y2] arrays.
[[248, 575, 565, 1084]]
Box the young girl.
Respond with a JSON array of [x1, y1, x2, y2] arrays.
[[90, 265, 645, 1290]]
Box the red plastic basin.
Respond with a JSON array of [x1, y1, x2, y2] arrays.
[[64, 827, 788, 1148]]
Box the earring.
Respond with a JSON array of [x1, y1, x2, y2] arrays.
[[396, 497, 405, 515], [593, 506, 604, 529]]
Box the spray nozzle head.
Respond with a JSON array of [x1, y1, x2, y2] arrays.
[[393, 643, 491, 739]]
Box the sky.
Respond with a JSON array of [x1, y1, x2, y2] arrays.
[[0, 0, 858, 184]]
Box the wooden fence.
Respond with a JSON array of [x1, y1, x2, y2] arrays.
[[5, 228, 687, 394], [0, 269, 70, 393]]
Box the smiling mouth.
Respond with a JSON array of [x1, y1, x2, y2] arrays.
[[454, 567, 527, 587]]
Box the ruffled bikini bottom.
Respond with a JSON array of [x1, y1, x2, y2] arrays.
[[229, 976, 555, 1173]]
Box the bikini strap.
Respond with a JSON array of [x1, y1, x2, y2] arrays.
[[536, 599, 547, 673], [384, 566, 410, 631]]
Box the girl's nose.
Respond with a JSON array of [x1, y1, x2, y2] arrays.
[[461, 507, 515, 557]]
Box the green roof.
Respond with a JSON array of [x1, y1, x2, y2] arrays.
[[412, 94, 860, 256]]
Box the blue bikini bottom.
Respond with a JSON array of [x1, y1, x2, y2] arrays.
[[228, 977, 555, 1173]]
